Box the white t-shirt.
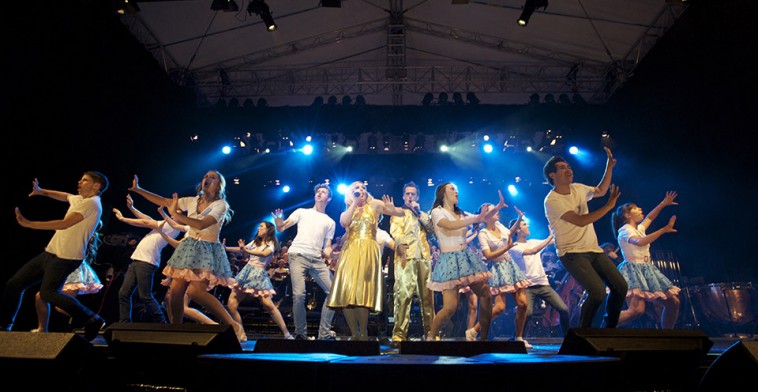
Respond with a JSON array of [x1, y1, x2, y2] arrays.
[[131, 221, 180, 266], [286, 208, 337, 258], [477, 221, 512, 263], [618, 223, 650, 262], [46, 195, 102, 261], [431, 206, 469, 251], [544, 183, 603, 256], [509, 239, 550, 286], [177, 196, 228, 242]]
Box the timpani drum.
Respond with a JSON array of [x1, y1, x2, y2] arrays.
[[692, 282, 756, 326]]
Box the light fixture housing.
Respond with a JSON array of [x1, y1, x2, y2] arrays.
[[247, 0, 277, 31], [517, 0, 548, 26]]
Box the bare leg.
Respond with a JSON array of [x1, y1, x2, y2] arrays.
[[168, 279, 190, 324], [342, 307, 359, 338], [513, 289, 528, 339], [356, 307, 369, 339], [183, 293, 217, 324], [34, 292, 49, 332], [260, 295, 291, 337], [660, 295, 681, 329], [187, 282, 245, 341], [617, 296, 645, 326], [428, 289, 459, 340], [470, 282, 492, 340], [466, 291, 478, 329], [226, 290, 247, 325]]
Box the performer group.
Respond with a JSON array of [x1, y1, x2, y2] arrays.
[[2, 147, 681, 348]]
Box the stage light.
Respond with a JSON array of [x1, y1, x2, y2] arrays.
[[211, 0, 239, 12], [337, 184, 349, 195], [189, 134, 199, 142], [569, 146, 579, 155], [507, 184, 518, 196], [439, 145, 449, 153], [233, 177, 240, 185], [282, 185, 290, 193], [517, 0, 548, 26], [302, 144, 314, 155], [483, 143, 493, 153], [113, 0, 140, 15], [222, 145, 232, 154], [247, 0, 277, 31]]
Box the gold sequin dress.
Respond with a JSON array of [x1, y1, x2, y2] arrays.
[[327, 205, 384, 312]]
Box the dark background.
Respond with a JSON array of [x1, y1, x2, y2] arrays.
[[3, 1, 756, 329]]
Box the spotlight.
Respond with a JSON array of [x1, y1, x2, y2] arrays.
[[211, 0, 239, 12], [222, 145, 232, 154], [517, 0, 548, 26], [247, 0, 277, 31], [113, 0, 140, 15]]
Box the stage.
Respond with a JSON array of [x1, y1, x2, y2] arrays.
[[1, 324, 754, 392]]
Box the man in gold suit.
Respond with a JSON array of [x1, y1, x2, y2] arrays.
[[389, 181, 435, 344]]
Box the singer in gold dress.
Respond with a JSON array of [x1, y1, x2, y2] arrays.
[[327, 181, 403, 340]]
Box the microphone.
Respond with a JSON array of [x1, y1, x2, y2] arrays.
[[353, 191, 361, 198]]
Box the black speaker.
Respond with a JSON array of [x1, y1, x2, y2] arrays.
[[400, 340, 528, 356], [0, 331, 94, 361], [699, 340, 758, 391], [559, 328, 713, 391], [0, 332, 99, 385], [104, 322, 241, 357], [253, 338, 380, 356]]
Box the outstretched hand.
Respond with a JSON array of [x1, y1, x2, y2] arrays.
[[604, 147, 617, 169], [112, 208, 124, 220], [662, 191, 678, 207], [606, 184, 621, 207], [14, 207, 29, 227], [271, 208, 284, 220], [29, 178, 42, 197], [664, 215, 678, 234], [129, 175, 140, 192]]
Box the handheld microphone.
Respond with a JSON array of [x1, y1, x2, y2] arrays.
[[353, 191, 361, 198]]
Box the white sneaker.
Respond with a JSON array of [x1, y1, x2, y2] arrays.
[[30, 328, 40, 333], [284, 334, 295, 340], [465, 328, 478, 341], [515, 337, 533, 349]]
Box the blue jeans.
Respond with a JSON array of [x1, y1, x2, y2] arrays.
[[1, 252, 96, 330], [118, 260, 166, 323], [526, 284, 571, 335], [559, 252, 628, 328], [288, 252, 335, 339]]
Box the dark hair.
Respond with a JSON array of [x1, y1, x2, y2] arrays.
[[543, 156, 566, 185], [600, 242, 617, 252], [611, 203, 636, 234], [253, 221, 278, 248], [432, 182, 463, 216], [403, 181, 419, 194], [85, 171, 109, 194], [314, 183, 332, 198]]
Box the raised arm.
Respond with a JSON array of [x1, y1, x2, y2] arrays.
[[521, 227, 555, 256], [113, 208, 161, 230], [340, 200, 359, 228], [628, 216, 677, 247], [28, 178, 71, 202], [128, 174, 172, 208], [271, 208, 295, 232], [125, 194, 154, 221], [379, 195, 405, 217], [15, 207, 83, 231], [560, 184, 621, 227], [166, 193, 218, 231], [507, 206, 525, 237], [157, 207, 188, 233], [641, 191, 678, 230], [158, 221, 183, 248], [593, 147, 616, 197]]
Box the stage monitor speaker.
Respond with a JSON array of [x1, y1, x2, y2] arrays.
[[253, 338, 380, 356], [104, 322, 241, 358], [559, 328, 713, 391], [698, 340, 758, 391], [0, 332, 97, 379], [400, 340, 528, 356]]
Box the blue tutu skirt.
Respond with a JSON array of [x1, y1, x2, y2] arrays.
[[429, 247, 492, 292], [233, 264, 276, 297], [63, 262, 103, 295], [618, 261, 680, 300], [487, 259, 531, 295], [163, 237, 235, 289]]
